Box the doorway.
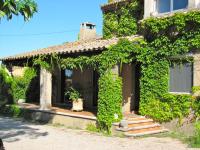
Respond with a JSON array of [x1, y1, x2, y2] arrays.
[[133, 63, 141, 112], [122, 63, 141, 113]]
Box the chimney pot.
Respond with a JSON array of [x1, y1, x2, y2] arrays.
[[79, 22, 97, 41]]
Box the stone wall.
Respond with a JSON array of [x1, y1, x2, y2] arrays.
[[11, 66, 27, 77], [193, 52, 200, 88]]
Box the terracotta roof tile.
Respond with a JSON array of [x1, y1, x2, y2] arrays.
[[1, 35, 142, 61]]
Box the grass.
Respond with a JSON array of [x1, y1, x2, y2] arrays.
[[149, 129, 200, 148], [86, 124, 100, 133]]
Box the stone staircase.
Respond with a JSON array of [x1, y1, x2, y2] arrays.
[[113, 114, 168, 137]]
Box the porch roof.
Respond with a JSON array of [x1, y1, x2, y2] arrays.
[[1, 35, 142, 61]]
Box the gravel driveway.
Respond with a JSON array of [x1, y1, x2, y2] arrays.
[[0, 117, 197, 150]]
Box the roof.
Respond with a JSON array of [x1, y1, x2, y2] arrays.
[[101, 0, 130, 12], [1, 35, 142, 61]]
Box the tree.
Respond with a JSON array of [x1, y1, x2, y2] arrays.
[[0, 0, 37, 21]]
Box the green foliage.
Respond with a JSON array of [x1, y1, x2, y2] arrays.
[[0, 0, 37, 21], [138, 10, 200, 121], [97, 71, 123, 133], [140, 94, 192, 122], [189, 121, 200, 148], [12, 67, 36, 102], [0, 105, 23, 117], [33, 54, 61, 72], [65, 87, 81, 101], [192, 96, 200, 118], [193, 86, 200, 94], [0, 66, 14, 105], [103, 0, 143, 39], [86, 124, 100, 133]]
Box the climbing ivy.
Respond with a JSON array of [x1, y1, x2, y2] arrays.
[[103, 0, 143, 39], [97, 71, 123, 133]]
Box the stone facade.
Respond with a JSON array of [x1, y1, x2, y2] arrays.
[[11, 66, 27, 77], [193, 52, 200, 87]]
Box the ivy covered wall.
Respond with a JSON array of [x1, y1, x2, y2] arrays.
[[102, 0, 143, 39], [103, 0, 200, 122]]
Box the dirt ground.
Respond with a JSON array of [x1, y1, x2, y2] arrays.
[[0, 117, 198, 150]]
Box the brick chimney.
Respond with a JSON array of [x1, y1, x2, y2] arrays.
[[79, 22, 97, 41]]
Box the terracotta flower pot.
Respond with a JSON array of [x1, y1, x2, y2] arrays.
[[72, 98, 83, 112]]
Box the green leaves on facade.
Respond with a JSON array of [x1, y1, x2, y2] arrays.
[[97, 71, 123, 133], [103, 0, 142, 39]]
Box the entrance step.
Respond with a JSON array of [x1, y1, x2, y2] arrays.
[[125, 128, 168, 137], [113, 114, 168, 137]]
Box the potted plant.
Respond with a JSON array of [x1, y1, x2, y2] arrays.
[[65, 87, 83, 112]]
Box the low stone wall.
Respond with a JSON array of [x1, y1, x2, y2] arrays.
[[162, 117, 195, 136], [23, 109, 97, 129]]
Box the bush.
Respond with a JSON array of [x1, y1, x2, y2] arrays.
[[97, 71, 123, 133], [0, 105, 22, 117], [192, 96, 200, 118], [189, 121, 200, 148], [12, 67, 36, 102], [0, 66, 14, 105], [140, 94, 192, 122]]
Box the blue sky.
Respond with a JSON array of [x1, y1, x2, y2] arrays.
[[0, 0, 107, 57]]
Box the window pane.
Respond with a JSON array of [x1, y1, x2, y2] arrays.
[[65, 69, 73, 78], [173, 0, 188, 10], [158, 0, 171, 13], [169, 63, 193, 93]]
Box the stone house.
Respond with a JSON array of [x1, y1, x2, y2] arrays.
[[1, 0, 200, 136]]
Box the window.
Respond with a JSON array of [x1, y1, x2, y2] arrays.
[[157, 0, 188, 13], [65, 69, 73, 78], [169, 62, 193, 93]]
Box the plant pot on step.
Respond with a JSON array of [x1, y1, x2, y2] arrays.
[[65, 87, 83, 112], [72, 98, 83, 112]]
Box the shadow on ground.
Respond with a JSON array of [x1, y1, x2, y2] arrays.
[[0, 117, 48, 143]]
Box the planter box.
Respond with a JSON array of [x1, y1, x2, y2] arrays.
[[72, 98, 83, 111]]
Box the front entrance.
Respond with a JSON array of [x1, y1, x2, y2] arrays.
[[59, 68, 99, 111], [133, 63, 141, 112], [122, 63, 141, 113]]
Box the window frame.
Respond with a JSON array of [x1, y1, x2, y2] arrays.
[[168, 62, 194, 94], [156, 0, 188, 14]]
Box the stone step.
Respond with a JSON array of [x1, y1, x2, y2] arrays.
[[127, 119, 154, 125], [116, 123, 161, 132], [126, 117, 147, 121], [124, 128, 169, 137], [128, 122, 155, 128]]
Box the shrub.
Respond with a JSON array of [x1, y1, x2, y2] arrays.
[[0, 105, 22, 117], [0, 66, 14, 105], [193, 96, 200, 118], [12, 67, 36, 102], [189, 121, 200, 148], [65, 87, 81, 101], [140, 94, 192, 122]]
